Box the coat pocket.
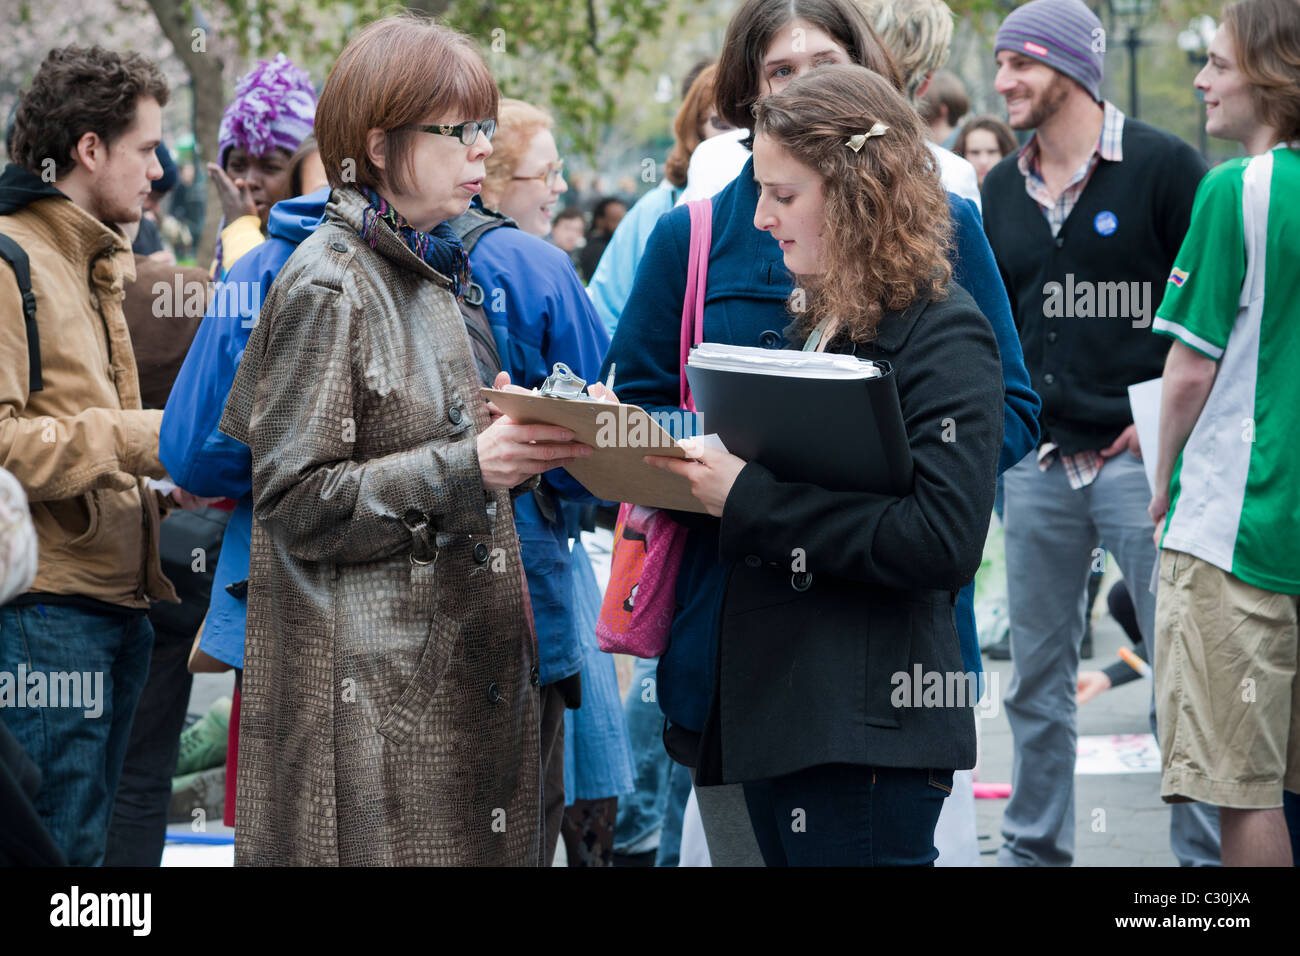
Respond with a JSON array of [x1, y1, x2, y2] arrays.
[[46, 492, 102, 549], [377, 612, 459, 747]]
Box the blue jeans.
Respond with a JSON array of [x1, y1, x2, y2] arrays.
[[613, 655, 691, 864], [0, 605, 153, 866], [743, 763, 952, 866]]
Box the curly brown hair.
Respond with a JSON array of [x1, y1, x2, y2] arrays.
[[753, 64, 952, 345], [665, 63, 719, 189], [11, 45, 169, 178]]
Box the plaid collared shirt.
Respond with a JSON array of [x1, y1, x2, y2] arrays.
[[1020, 101, 1125, 489], [1017, 101, 1125, 238]]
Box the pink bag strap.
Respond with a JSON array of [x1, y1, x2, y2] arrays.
[[679, 198, 712, 412]]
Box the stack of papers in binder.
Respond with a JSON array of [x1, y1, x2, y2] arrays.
[[684, 343, 912, 496], [686, 342, 883, 379]]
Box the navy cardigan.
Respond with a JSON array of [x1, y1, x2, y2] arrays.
[[601, 157, 1040, 736]]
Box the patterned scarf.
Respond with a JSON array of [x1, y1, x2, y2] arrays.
[[358, 187, 470, 299]]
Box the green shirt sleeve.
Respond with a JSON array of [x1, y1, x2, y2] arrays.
[[1152, 162, 1246, 360]]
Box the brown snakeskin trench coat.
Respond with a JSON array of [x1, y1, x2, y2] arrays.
[[220, 188, 543, 866]]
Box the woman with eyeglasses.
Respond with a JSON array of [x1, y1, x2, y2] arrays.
[[219, 15, 591, 866], [480, 98, 568, 237], [455, 96, 633, 865]]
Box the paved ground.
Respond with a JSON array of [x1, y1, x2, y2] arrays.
[[180, 533, 1185, 867], [975, 608, 1180, 866]]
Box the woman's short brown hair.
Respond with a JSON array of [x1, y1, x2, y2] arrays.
[[11, 45, 169, 178], [953, 115, 1018, 161], [315, 14, 498, 194], [714, 0, 901, 135], [753, 63, 952, 345], [1223, 0, 1300, 142], [665, 63, 719, 188], [481, 98, 554, 209]]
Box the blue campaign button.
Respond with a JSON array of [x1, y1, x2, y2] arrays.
[[1094, 210, 1118, 236]]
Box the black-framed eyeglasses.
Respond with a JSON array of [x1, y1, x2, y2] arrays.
[[512, 158, 565, 187], [407, 118, 496, 146]]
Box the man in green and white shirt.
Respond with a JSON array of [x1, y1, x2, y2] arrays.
[[1147, 0, 1300, 867]]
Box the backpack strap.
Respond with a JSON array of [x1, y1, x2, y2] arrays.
[[446, 206, 519, 387], [0, 233, 41, 393], [448, 204, 518, 257]]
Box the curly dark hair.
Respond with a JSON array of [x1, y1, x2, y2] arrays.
[[753, 64, 952, 345], [10, 45, 169, 178]]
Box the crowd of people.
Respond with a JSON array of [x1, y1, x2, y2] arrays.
[[0, 0, 1297, 868]]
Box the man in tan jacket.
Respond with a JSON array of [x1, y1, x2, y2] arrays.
[[0, 45, 209, 866]]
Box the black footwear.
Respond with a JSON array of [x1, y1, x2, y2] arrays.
[[986, 633, 1012, 660]]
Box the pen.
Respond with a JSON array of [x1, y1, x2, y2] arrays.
[[603, 363, 616, 401]]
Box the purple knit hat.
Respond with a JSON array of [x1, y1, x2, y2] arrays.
[[995, 0, 1105, 102], [218, 54, 317, 166]]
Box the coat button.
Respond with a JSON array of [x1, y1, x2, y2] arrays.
[[744, 554, 761, 568], [759, 330, 781, 348], [1043, 372, 1056, 385], [448, 405, 463, 425], [791, 571, 813, 592], [529, 665, 540, 687], [1054, 236, 1065, 248], [473, 542, 490, 564], [1047, 331, 1058, 343], [487, 681, 502, 703], [330, 240, 347, 252]]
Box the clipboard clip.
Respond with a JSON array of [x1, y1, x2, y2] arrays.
[[538, 362, 587, 399]]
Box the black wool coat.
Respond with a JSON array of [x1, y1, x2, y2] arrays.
[[694, 283, 1003, 786]]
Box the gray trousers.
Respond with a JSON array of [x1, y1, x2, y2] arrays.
[[688, 768, 765, 866], [998, 450, 1220, 866]]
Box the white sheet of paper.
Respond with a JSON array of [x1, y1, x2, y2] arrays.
[[146, 477, 178, 497], [690, 433, 729, 454], [1128, 377, 1163, 495], [1075, 733, 1161, 775]]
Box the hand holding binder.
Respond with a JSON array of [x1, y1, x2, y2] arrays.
[[683, 343, 913, 497]]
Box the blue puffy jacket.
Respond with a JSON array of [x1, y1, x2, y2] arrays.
[[469, 217, 612, 684], [159, 189, 328, 668]]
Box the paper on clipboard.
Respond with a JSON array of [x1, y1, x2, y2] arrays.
[[481, 388, 708, 513], [1127, 377, 1163, 495]]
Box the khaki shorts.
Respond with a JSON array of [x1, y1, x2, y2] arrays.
[[1155, 549, 1300, 808]]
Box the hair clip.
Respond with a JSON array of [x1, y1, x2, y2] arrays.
[[845, 122, 890, 151]]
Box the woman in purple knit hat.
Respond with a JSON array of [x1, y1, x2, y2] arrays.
[[207, 53, 317, 277]]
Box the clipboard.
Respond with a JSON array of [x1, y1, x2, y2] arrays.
[[480, 388, 708, 513]]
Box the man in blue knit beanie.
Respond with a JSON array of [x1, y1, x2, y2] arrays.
[[981, 0, 1223, 867]]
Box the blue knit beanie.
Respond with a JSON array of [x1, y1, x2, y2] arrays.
[[995, 0, 1105, 102]]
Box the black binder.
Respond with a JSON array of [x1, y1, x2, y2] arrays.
[[684, 358, 913, 497]]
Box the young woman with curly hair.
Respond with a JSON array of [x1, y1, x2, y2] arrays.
[[602, 0, 1038, 866], [649, 64, 1004, 866]]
